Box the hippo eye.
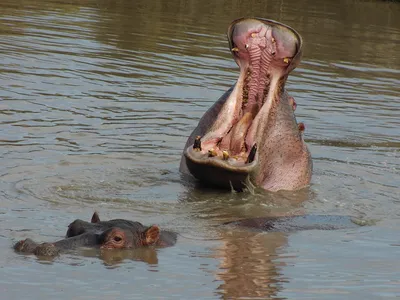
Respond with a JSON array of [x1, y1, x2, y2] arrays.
[[113, 236, 122, 242]]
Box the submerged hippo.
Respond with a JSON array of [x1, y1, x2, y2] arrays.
[[180, 18, 312, 191], [225, 215, 372, 232], [66, 212, 177, 247], [14, 213, 176, 257], [14, 226, 159, 256]]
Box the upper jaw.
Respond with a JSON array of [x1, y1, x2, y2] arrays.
[[227, 17, 303, 75]]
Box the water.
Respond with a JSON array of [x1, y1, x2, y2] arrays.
[[1, 0, 399, 299]]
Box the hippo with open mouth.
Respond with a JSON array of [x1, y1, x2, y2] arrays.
[[180, 18, 312, 191]]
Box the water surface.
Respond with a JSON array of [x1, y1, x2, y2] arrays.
[[1, 0, 399, 299]]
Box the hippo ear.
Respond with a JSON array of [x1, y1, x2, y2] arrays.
[[91, 212, 101, 223], [143, 225, 160, 245]]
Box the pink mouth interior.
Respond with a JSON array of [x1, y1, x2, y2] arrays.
[[189, 19, 299, 165]]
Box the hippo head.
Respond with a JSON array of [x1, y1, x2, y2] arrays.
[[181, 18, 312, 192]]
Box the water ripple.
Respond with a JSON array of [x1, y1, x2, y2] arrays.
[[1, 0, 400, 299]]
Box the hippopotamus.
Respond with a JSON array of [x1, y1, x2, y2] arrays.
[[180, 17, 312, 192], [225, 215, 372, 232], [14, 213, 177, 257], [66, 212, 177, 247], [14, 227, 153, 256]]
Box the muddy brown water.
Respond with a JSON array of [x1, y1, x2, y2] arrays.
[[1, 0, 399, 299]]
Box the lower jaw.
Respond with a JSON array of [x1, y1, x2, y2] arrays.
[[185, 157, 256, 190], [184, 143, 258, 190]]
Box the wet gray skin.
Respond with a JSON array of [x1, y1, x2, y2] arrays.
[[66, 218, 144, 237], [66, 212, 177, 248], [225, 215, 373, 232], [14, 226, 165, 257], [180, 18, 312, 191], [14, 215, 173, 257], [14, 232, 100, 256]]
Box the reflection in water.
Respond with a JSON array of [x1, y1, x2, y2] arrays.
[[215, 230, 288, 299], [16, 247, 159, 266], [13, 235, 160, 265], [177, 186, 314, 299], [1, 0, 400, 299], [83, 248, 159, 266]]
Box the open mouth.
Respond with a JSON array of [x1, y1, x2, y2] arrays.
[[184, 18, 302, 188]]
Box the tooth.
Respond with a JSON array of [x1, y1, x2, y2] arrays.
[[208, 149, 217, 157], [298, 122, 305, 132], [283, 58, 290, 64], [271, 37, 275, 43], [193, 136, 202, 151], [245, 44, 249, 49], [289, 96, 297, 111], [222, 151, 229, 160], [246, 144, 257, 164], [231, 47, 239, 52], [251, 33, 257, 38]]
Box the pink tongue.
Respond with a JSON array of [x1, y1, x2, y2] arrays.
[[220, 112, 253, 155]]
